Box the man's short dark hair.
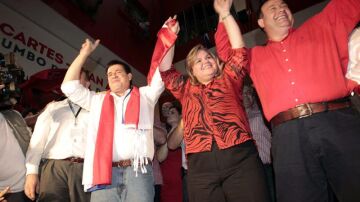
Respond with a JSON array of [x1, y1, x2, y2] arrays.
[[106, 60, 132, 74], [257, 0, 267, 19]]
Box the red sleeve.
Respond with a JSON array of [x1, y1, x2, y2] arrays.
[[214, 22, 232, 62], [224, 48, 249, 78], [312, 0, 360, 72], [319, 0, 360, 33], [160, 68, 187, 102], [147, 28, 177, 84]]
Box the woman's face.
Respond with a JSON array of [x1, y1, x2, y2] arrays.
[[166, 107, 180, 125], [161, 102, 173, 118], [191, 49, 218, 85]]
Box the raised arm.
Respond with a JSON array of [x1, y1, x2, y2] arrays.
[[156, 16, 179, 73], [144, 16, 179, 103], [214, 0, 244, 49], [24, 105, 52, 200], [63, 39, 100, 83]]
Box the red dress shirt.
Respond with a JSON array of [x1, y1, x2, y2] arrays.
[[160, 48, 252, 155], [215, 0, 360, 120]]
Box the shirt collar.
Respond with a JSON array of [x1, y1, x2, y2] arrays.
[[267, 28, 295, 44]]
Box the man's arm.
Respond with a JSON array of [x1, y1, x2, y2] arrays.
[[24, 105, 52, 200], [157, 16, 179, 73], [63, 39, 100, 83], [144, 17, 178, 104], [61, 39, 99, 110]]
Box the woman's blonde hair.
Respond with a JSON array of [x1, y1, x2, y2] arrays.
[[185, 44, 223, 85]]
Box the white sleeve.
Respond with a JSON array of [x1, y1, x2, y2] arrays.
[[142, 68, 165, 105], [25, 105, 52, 175], [61, 80, 95, 111], [346, 29, 360, 84]]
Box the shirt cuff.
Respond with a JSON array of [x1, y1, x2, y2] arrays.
[[26, 163, 39, 175], [159, 67, 176, 79]]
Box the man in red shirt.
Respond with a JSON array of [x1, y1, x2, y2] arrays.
[[215, 0, 360, 201]]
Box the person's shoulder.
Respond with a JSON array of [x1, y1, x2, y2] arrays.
[[42, 99, 65, 112]]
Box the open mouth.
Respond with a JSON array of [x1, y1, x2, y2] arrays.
[[275, 13, 289, 22], [201, 64, 212, 70]]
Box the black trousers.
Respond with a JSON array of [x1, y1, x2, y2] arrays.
[[182, 167, 189, 202], [187, 141, 270, 202], [38, 159, 90, 202], [272, 108, 360, 202], [3, 191, 31, 202]]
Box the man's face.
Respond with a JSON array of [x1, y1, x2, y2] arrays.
[[258, 0, 294, 33], [243, 86, 255, 108], [107, 64, 132, 95]]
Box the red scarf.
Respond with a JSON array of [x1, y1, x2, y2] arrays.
[[92, 87, 140, 186]]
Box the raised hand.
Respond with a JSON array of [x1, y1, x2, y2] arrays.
[[79, 38, 100, 57], [164, 15, 180, 35], [214, 0, 233, 17]]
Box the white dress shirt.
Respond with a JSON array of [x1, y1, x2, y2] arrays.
[[61, 68, 164, 190], [0, 112, 27, 192], [25, 99, 89, 175], [346, 28, 360, 84]]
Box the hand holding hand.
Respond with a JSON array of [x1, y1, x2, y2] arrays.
[[214, 0, 233, 17], [24, 174, 39, 201], [164, 15, 180, 35], [79, 38, 100, 57]]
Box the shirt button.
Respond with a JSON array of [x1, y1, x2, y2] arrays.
[[295, 98, 299, 102], [283, 49, 286, 52], [288, 68, 292, 72], [74, 139, 77, 143], [291, 81, 295, 85], [280, 41, 284, 44], [285, 58, 289, 62]]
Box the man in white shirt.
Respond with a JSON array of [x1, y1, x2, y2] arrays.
[[60, 19, 177, 202], [0, 85, 32, 202], [24, 70, 91, 202]]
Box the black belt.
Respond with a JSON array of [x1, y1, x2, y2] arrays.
[[62, 157, 84, 163]]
